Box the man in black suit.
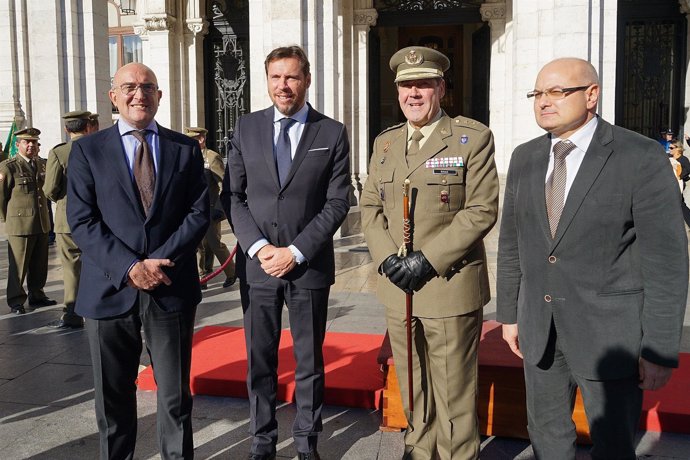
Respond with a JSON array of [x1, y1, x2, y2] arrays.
[[497, 57, 688, 458], [67, 63, 209, 459], [221, 46, 351, 460]]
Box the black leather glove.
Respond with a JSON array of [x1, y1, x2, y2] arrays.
[[380, 254, 408, 291], [398, 251, 436, 292]]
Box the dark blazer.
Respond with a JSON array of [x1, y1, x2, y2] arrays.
[[67, 123, 210, 319], [497, 118, 688, 380], [221, 105, 351, 288]]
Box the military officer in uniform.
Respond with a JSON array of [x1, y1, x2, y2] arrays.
[[0, 127, 57, 314], [185, 127, 236, 289], [43, 110, 91, 328], [361, 47, 499, 459]]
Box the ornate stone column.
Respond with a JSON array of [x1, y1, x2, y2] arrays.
[[480, 0, 509, 172], [351, 5, 378, 202], [135, 12, 181, 129], [184, 14, 209, 129], [0, 0, 26, 137]]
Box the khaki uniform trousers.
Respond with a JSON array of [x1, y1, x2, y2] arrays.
[[56, 232, 81, 309], [6, 232, 49, 306], [198, 219, 235, 278], [386, 307, 482, 460]]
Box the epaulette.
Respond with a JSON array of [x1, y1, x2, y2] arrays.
[[379, 122, 405, 135], [452, 115, 488, 132], [52, 142, 67, 150]]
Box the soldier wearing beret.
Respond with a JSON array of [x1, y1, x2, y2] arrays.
[[361, 46, 499, 459], [185, 127, 236, 288], [0, 127, 57, 314], [43, 110, 91, 328]]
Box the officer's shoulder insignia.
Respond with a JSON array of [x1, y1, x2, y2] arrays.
[[52, 142, 67, 150], [453, 116, 487, 132], [380, 122, 405, 135]]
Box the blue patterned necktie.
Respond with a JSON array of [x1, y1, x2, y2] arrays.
[[276, 118, 296, 186]]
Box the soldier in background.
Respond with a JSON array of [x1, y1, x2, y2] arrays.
[[43, 110, 90, 328], [87, 112, 99, 133], [185, 127, 236, 289], [0, 128, 57, 314]]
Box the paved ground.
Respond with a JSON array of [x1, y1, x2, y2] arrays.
[[1, 218, 690, 459]]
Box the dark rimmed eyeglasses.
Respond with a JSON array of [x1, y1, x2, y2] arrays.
[[526, 85, 592, 100], [116, 83, 159, 96]]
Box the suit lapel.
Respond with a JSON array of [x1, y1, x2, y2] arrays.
[[104, 125, 143, 216], [148, 125, 178, 220], [550, 120, 614, 250], [260, 108, 281, 189], [529, 135, 553, 242]]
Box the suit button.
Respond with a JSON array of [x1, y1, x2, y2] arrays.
[[544, 295, 552, 302], [548, 256, 557, 263], [278, 195, 285, 200], [272, 222, 278, 228]]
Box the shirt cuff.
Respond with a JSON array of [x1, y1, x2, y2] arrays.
[[248, 238, 269, 259], [288, 245, 306, 264]]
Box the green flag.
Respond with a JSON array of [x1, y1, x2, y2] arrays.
[[2, 120, 17, 161]]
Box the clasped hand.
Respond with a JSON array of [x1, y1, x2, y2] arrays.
[[128, 258, 174, 290], [258, 244, 296, 278], [381, 251, 435, 293]]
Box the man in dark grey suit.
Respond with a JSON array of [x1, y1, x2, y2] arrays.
[[497, 57, 688, 459], [221, 46, 350, 460], [68, 63, 209, 459]]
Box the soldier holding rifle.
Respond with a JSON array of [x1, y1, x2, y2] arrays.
[[361, 46, 499, 459]]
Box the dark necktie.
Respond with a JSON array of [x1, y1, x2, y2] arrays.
[[131, 130, 155, 215], [276, 118, 296, 186], [407, 129, 424, 156], [546, 140, 576, 238]]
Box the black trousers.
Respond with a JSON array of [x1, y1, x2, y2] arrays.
[[242, 277, 329, 455], [86, 293, 196, 460]]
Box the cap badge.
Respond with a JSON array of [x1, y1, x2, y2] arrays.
[[405, 50, 423, 66]]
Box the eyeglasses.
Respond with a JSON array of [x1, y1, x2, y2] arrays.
[[526, 85, 592, 100], [116, 83, 159, 96]]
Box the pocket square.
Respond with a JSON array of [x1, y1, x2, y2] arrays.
[[308, 147, 329, 152]]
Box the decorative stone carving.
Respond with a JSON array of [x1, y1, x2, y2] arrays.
[[142, 15, 177, 32], [186, 18, 209, 36], [353, 8, 378, 27], [480, 1, 506, 23]]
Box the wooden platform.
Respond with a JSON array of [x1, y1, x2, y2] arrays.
[[377, 321, 591, 442]]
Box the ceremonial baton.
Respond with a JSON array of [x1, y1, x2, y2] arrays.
[[397, 179, 414, 412]]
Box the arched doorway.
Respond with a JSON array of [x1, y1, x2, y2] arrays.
[[368, 1, 490, 147]]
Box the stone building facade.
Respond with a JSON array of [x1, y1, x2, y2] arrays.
[[2, 0, 689, 226]]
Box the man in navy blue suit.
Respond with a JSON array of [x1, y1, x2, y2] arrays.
[[221, 46, 350, 460], [67, 62, 209, 459]]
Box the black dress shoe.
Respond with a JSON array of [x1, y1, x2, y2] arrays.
[[297, 451, 321, 460], [51, 317, 84, 329], [247, 453, 276, 460], [28, 298, 58, 308], [200, 283, 208, 290], [9, 304, 26, 315], [223, 276, 237, 288]]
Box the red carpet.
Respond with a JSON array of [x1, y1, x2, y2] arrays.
[[138, 326, 385, 409], [641, 352, 690, 433]]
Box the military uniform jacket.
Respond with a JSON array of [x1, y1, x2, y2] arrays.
[[361, 113, 499, 317], [203, 148, 224, 209], [0, 155, 50, 236], [44, 135, 84, 234]]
